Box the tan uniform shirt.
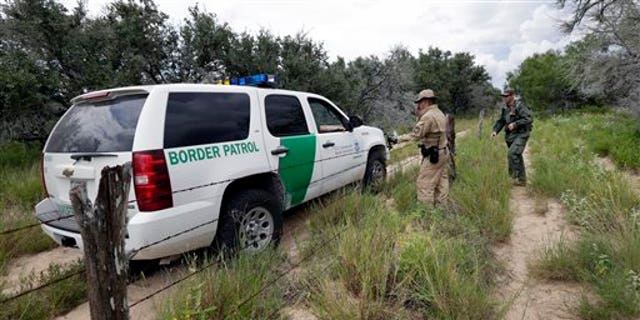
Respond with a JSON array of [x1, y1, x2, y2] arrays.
[[412, 104, 447, 148]]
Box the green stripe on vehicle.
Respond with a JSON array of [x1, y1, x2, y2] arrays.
[[279, 135, 316, 207]]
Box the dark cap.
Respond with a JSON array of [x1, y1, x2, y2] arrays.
[[501, 88, 515, 97]]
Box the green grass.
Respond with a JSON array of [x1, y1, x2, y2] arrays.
[[450, 134, 511, 241], [388, 143, 418, 165], [160, 129, 511, 319], [528, 111, 640, 318], [0, 261, 87, 320], [397, 231, 494, 319], [582, 112, 640, 170], [292, 129, 507, 319], [304, 196, 409, 319], [455, 116, 480, 134], [0, 142, 55, 275], [161, 250, 286, 320]]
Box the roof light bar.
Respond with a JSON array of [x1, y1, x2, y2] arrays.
[[228, 74, 279, 87]]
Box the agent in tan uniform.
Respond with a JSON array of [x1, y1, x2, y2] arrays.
[[412, 89, 449, 207]]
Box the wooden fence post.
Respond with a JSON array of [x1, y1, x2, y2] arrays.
[[477, 108, 486, 139], [70, 163, 132, 320]]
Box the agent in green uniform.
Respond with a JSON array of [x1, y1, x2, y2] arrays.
[[491, 88, 533, 186]]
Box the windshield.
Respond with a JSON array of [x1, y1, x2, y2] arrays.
[[45, 94, 147, 153]]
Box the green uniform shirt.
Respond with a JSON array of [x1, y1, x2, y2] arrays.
[[492, 100, 533, 135]]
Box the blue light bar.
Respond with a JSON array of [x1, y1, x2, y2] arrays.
[[229, 73, 278, 87]]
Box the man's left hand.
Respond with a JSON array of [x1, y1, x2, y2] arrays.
[[507, 123, 516, 131]]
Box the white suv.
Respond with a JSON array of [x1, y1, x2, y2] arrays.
[[35, 81, 388, 261]]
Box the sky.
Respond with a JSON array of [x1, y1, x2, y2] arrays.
[[59, 0, 585, 87]]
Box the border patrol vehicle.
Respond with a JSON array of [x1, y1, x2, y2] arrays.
[[35, 74, 389, 262]]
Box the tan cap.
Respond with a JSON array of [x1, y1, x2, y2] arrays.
[[414, 89, 437, 103], [501, 88, 515, 97]]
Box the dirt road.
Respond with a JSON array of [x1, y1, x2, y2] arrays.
[[494, 147, 584, 320]]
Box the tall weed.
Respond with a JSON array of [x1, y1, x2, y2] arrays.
[[529, 112, 640, 318], [398, 233, 495, 319], [451, 134, 511, 241], [161, 250, 285, 320], [0, 261, 86, 320]]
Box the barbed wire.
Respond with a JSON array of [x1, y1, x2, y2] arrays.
[[126, 179, 368, 312], [0, 216, 221, 305], [223, 194, 368, 318], [264, 258, 337, 320], [0, 268, 85, 304], [127, 218, 219, 259], [0, 211, 75, 235], [1, 147, 382, 235], [0, 147, 400, 314]]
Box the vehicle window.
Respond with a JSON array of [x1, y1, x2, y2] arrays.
[[265, 95, 309, 137], [308, 98, 347, 133], [45, 94, 147, 153], [164, 92, 250, 148]]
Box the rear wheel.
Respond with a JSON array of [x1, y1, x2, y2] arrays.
[[363, 150, 387, 192], [213, 189, 283, 254]]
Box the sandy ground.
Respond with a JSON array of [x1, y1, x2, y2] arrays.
[[494, 147, 585, 320], [1, 247, 83, 295], [596, 156, 640, 191], [282, 307, 318, 320], [58, 265, 188, 320]]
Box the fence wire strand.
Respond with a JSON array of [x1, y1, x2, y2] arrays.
[[1, 146, 401, 316], [0, 147, 375, 236]]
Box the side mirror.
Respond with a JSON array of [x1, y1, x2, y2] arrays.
[[349, 115, 363, 129]]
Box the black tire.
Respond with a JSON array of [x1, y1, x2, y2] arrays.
[[213, 189, 283, 254], [128, 259, 158, 280], [363, 150, 387, 192]]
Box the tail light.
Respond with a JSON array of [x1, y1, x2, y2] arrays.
[[132, 150, 173, 212], [40, 156, 48, 196]]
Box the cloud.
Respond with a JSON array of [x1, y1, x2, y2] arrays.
[[59, 0, 582, 87]]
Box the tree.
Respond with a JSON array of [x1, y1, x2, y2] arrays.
[[0, 0, 85, 141], [278, 32, 329, 93], [507, 51, 580, 112], [414, 47, 497, 114], [557, 0, 640, 118], [105, 0, 180, 84], [178, 5, 233, 82], [0, 0, 502, 143]]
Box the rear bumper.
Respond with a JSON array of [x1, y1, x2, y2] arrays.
[[35, 197, 222, 260]]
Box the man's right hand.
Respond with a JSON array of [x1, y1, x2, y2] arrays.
[[491, 132, 497, 138]]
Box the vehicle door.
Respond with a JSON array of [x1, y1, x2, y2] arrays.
[[260, 93, 323, 209], [306, 97, 363, 194]]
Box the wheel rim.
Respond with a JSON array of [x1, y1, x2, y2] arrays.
[[237, 206, 274, 252], [371, 160, 386, 183]]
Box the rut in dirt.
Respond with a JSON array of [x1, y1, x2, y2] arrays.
[[493, 146, 584, 320]]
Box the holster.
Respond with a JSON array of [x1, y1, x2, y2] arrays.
[[420, 145, 440, 164]]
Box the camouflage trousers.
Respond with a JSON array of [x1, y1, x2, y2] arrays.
[[417, 150, 449, 208], [505, 133, 529, 183]]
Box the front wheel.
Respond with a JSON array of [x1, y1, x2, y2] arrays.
[[213, 189, 283, 254], [363, 151, 387, 192]]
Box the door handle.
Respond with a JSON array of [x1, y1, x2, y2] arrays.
[[322, 141, 335, 148], [271, 146, 289, 156]]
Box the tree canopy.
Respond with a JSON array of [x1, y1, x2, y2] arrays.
[[508, 0, 640, 119], [0, 0, 499, 142]]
